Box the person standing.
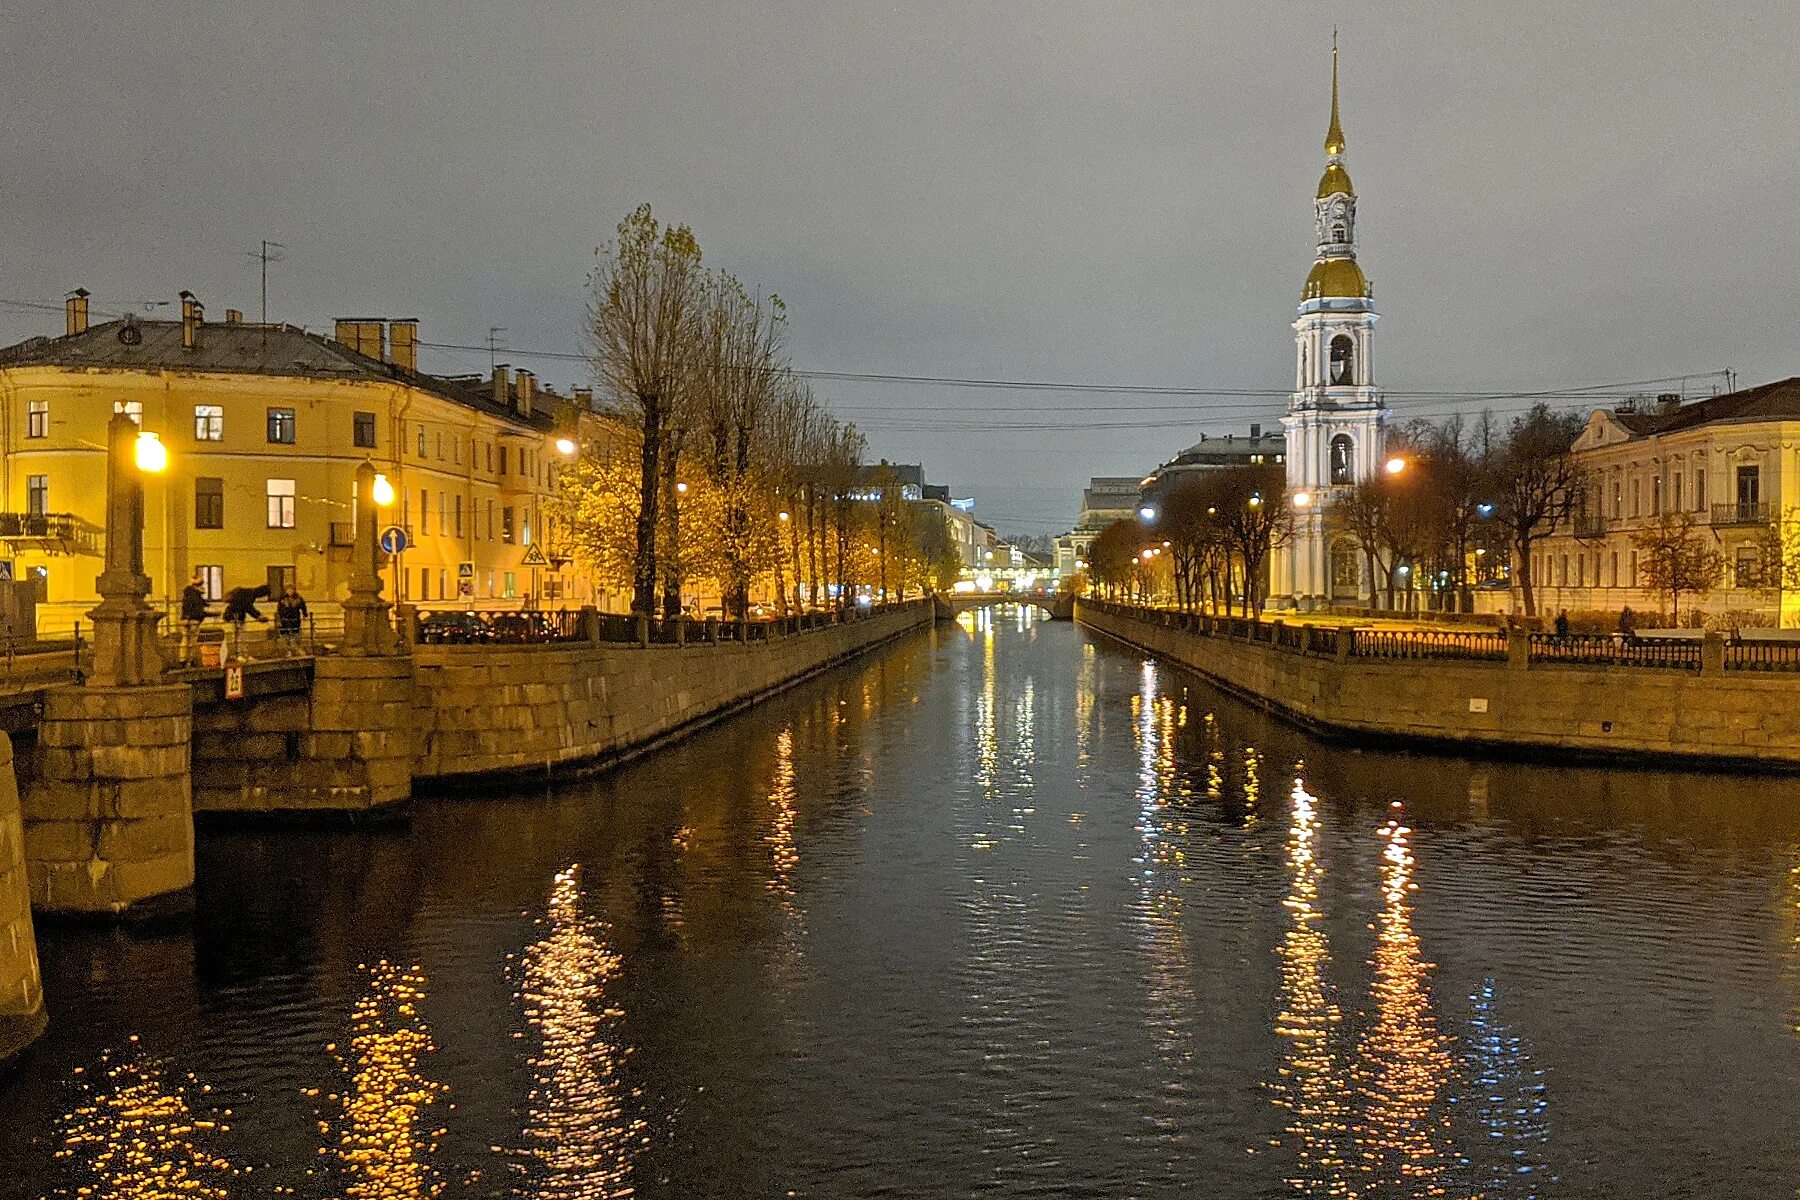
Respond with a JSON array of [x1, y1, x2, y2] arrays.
[[274, 584, 308, 656], [222, 583, 271, 660], [1554, 608, 1571, 638], [179, 573, 210, 665]]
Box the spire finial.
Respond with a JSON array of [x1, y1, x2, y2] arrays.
[[1325, 32, 1346, 157]]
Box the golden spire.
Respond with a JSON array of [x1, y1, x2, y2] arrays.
[[1325, 32, 1345, 157]]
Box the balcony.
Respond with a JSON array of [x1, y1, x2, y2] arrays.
[[0, 512, 104, 557], [1711, 502, 1770, 527], [1572, 512, 1610, 539]]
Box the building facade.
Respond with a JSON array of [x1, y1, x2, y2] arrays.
[[1500, 380, 1800, 627], [0, 293, 610, 632], [1274, 47, 1390, 609]]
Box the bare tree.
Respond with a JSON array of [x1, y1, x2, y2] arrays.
[[1632, 511, 1725, 624], [1491, 404, 1586, 617]]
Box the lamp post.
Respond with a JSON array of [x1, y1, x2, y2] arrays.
[[342, 461, 399, 655], [87, 411, 168, 687]]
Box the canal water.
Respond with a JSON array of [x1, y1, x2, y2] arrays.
[[3, 606, 1798, 1198]]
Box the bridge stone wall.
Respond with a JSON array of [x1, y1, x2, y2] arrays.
[[414, 602, 933, 784], [192, 656, 415, 820], [1077, 600, 1800, 769], [0, 732, 45, 1064]]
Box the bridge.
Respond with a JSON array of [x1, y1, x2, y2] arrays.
[[934, 591, 1074, 621]]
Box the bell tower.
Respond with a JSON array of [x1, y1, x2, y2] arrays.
[[1276, 38, 1388, 609]]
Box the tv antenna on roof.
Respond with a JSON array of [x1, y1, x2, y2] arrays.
[[245, 240, 286, 325], [488, 326, 508, 370]]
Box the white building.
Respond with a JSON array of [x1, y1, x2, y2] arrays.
[[1274, 45, 1391, 609]]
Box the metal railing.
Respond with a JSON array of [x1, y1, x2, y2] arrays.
[[1711, 501, 1769, 527], [0, 511, 104, 556], [1725, 640, 1800, 672], [414, 600, 929, 649], [1528, 632, 1701, 670], [1353, 629, 1508, 662]]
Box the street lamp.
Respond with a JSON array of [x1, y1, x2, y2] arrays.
[[1138, 505, 1157, 522], [1385, 456, 1408, 476], [1293, 491, 1312, 508], [134, 431, 167, 474], [371, 472, 396, 508], [778, 511, 790, 522], [554, 437, 577, 456], [676, 481, 688, 495]]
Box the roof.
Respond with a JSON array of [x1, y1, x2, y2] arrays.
[[0, 318, 556, 431], [1609, 377, 1800, 437], [1302, 256, 1369, 301]]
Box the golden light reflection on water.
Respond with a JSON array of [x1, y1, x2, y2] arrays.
[[1133, 661, 1195, 1108], [1351, 813, 1456, 1198], [975, 610, 998, 797], [316, 962, 449, 1200], [1271, 779, 1352, 1197], [511, 865, 644, 1199], [51, 1038, 239, 1199]]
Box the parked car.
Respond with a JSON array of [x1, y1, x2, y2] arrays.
[[417, 611, 492, 645]]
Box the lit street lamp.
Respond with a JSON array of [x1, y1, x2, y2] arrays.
[[89, 410, 168, 686], [1385, 456, 1408, 475]]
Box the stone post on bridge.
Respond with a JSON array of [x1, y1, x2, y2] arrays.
[[296, 461, 415, 816], [25, 410, 195, 916], [0, 732, 46, 1063]]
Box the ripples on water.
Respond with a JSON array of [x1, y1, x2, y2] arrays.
[[4, 603, 1800, 1197]]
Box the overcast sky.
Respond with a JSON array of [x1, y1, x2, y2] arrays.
[[5, 1, 1797, 533]]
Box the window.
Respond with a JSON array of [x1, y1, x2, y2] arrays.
[[1611, 479, 1622, 518], [197, 565, 223, 601], [1673, 474, 1682, 512], [487, 499, 496, 540], [267, 407, 296, 444], [419, 566, 430, 601], [502, 506, 515, 543], [503, 571, 517, 599], [1695, 468, 1706, 511], [1329, 434, 1355, 486], [1735, 547, 1759, 590], [1329, 335, 1355, 386], [1610, 551, 1618, 587], [486, 443, 494, 472], [438, 568, 447, 598], [1630, 550, 1639, 587], [26, 475, 47, 516], [26, 400, 47, 439], [435, 432, 443, 460], [419, 488, 431, 536], [440, 492, 449, 539], [266, 478, 296, 528], [417, 424, 427, 457], [498, 446, 508, 475], [115, 401, 143, 425], [353, 411, 377, 448], [195, 404, 223, 441], [1630, 479, 1640, 517], [454, 437, 461, 465], [454, 494, 464, 537], [267, 565, 295, 595], [1736, 465, 1761, 519], [195, 477, 224, 529], [1651, 476, 1661, 516], [1558, 555, 1567, 587]]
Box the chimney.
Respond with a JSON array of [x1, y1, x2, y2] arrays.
[[182, 295, 203, 350], [1655, 392, 1681, 415], [493, 364, 511, 410], [331, 319, 385, 359], [573, 385, 593, 409], [225, 308, 243, 324], [1250, 422, 1262, 439], [515, 369, 536, 416], [389, 319, 418, 372], [65, 289, 89, 336]]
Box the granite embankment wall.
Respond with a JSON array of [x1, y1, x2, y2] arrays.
[[1077, 599, 1800, 769], [413, 601, 933, 784]]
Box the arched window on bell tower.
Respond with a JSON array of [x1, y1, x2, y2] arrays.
[[1329, 334, 1355, 386], [1329, 434, 1355, 485]]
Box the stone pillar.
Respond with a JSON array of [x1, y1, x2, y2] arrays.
[[0, 733, 46, 1063], [1701, 630, 1725, 676], [86, 411, 165, 689], [301, 656, 415, 817], [342, 461, 399, 657], [1507, 627, 1531, 670], [26, 683, 193, 916]]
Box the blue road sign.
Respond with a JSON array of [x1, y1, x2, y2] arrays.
[[379, 525, 409, 555]]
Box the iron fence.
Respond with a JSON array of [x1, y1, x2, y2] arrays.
[[1352, 629, 1509, 662], [1725, 640, 1800, 672], [1528, 633, 1701, 670]]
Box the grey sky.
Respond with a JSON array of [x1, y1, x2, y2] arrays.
[[4, 1, 1797, 534]]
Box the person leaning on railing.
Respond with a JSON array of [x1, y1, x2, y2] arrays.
[[179, 573, 210, 666]]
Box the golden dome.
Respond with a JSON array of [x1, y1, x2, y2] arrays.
[[1317, 161, 1353, 199], [1302, 257, 1369, 301]]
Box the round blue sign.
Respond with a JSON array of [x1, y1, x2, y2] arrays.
[[379, 525, 409, 555]]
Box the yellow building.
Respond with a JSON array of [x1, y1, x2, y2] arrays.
[[0, 292, 620, 633], [1502, 378, 1800, 627]]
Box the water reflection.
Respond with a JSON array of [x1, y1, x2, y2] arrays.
[[1271, 778, 1352, 1196], [316, 962, 448, 1199], [1352, 813, 1457, 1198], [1463, 979, 1553, 1196], [510, 866, 642, 1199], [50, 1040, 239, 1199]]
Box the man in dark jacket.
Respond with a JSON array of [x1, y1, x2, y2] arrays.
[[179, 573, 210, 664], [274, 585, 308, 655], [222, 584, 270, 659]]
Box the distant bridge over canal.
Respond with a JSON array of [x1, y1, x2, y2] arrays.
[[934, 592, 1074, 621]]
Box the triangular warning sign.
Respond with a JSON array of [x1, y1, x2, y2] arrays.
[[520, 543, 550, 566]]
